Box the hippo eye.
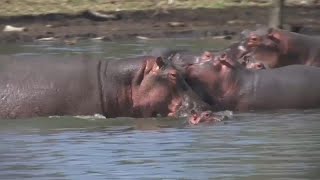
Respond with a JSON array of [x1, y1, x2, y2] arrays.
[[204, 113, 210, 117], [168, 72, 177, 79]]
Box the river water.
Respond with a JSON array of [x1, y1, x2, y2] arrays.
[[0, 38, 319, 179]]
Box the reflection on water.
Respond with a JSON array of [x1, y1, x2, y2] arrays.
[[0, 39, 319, 179]]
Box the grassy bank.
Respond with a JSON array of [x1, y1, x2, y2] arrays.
[[1, 0, 271, 17]]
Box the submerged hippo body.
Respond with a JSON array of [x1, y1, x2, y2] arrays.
[[183, 53, 320, 111], [241, 26, 320, 68], [0, 55, 212, 119], [198, 54, 320, 111]]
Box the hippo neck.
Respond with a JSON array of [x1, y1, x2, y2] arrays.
[[218, 67, 253, 110], [98, 59, 136, 118]]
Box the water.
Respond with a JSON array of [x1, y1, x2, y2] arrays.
[[0, 38, 319, 179]]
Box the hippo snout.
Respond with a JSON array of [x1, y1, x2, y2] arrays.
[[188, 110, 233, 125]]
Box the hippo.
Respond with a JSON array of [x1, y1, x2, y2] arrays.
[[0, 55, 214, 119], [173, 51, 320, 111], [240, 26, 320, 68]]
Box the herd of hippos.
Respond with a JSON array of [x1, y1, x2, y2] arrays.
[[1, 25, 320, 125]]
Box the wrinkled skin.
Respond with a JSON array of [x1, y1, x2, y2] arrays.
[[240, 26, 320, 68], [0, 55, 213, 119], [190, 52, 320, 111]]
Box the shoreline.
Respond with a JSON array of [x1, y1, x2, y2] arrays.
[[0, 5, 320, 43]]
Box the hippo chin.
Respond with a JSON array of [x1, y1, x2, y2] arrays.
[[0, 55, 212, 119]]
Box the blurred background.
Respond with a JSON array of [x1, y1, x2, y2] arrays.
[[0, 0, 319, 43]]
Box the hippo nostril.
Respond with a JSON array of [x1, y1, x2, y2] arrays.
[[256, 63, 264, 69]]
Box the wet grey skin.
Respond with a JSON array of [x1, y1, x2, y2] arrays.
[[0, 55, 213, 119]]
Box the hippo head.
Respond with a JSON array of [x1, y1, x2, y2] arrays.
[[188, 110, 222, 125], [131, 56, 212, 118], [219, 42, 249, 62], [167, 51, 222, 106], [218, 42, 268, 70], [185, 51, 250, 110], [205, 42, 257, 70], [238, 54, 267, 70], [169, 50, 251, 107], [169, 51, 213, 73], [240, 25, 287, 68], [188, 109, 233, 125]]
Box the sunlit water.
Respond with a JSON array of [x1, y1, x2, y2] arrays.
[[0, 38, 319, 179]]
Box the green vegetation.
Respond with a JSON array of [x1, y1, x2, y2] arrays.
[[1, 0, 271, 17]]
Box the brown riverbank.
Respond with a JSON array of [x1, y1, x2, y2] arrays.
[[0, 5, 320, 43]]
